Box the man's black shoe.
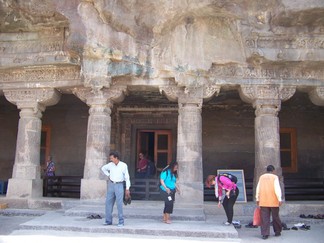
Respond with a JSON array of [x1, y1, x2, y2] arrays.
[[275, 232, 281, 237], [262, 235, 269, 240]]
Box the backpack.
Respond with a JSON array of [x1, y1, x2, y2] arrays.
[[218, 173, 238, 184]]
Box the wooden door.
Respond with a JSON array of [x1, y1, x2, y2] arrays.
[[136, 130, 172, 171]]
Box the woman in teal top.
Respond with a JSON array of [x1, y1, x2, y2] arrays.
[[159, 161, 180, 224]]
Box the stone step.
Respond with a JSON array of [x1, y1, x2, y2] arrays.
[[64, 203, 206, 221], [18, 211, 240, 241]]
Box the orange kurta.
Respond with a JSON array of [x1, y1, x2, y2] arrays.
[[256, 173, 282, 207]]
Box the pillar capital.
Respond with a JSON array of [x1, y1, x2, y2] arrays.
[[239, 84, 296, 103], [239, 84, 296, 116], [73, 85, 127, 108], [3, 88, 61, 117], [309, 86, 324, 106], [160, 83, 220, 106]]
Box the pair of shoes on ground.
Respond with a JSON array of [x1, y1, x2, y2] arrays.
[[245, 222, 258, 228], [87, 214, 102, 219], [292, 223, 311, 231], [223, 222, 231, 226], [232, 220, 241, 229], [313, 214, 324, 219], [300, 214, 324, 219], [300, 225, 311, 230]]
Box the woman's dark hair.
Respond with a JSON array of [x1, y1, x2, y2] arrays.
[[168, 161, 178, 178]]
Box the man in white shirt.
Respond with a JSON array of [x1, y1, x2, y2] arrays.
[[101, 151, 131, 227]]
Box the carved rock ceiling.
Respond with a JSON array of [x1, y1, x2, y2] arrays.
[[0, 0, 324, 88]]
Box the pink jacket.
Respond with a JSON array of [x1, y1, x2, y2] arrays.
[[215, 175, 237, 198]]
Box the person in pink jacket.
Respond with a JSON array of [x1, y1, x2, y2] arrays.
[[205, 174, 239, 225]]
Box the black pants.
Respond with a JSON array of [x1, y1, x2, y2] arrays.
[[222, 187, 239, 223], [160, 188, 175, 214]]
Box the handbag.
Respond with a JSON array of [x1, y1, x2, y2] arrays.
[[253, 207, 261, 226]]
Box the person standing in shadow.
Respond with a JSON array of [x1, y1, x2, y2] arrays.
[[136, 151, 148, 178]]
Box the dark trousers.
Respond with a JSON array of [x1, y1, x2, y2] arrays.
[[222, 187, 239, 223], [260, 207, 282, 236], [160, 188, 175, 214]]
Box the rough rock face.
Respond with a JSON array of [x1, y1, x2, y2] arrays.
[[0, 0, 323, 84], [0, 0, 68, 31], [0, 0, 324, 67]]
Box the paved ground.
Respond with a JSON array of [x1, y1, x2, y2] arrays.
[[0, 199, 324, 243], [1, 212, 324, 243], [237, 222, 324, 243]]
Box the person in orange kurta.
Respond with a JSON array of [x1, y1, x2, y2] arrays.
[[256, 165, 283, 240]]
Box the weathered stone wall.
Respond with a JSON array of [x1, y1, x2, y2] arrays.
[[202, 103, 255, 179]]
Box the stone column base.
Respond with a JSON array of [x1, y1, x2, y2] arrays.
[[6, 178, 43, 198], [176, 182, 204, 208], [80, 179, 107, 199]]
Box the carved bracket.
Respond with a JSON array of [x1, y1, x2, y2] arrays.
[[309, 87, 324, 106], [73, 85, 128, 108], [160, 80, 220, 104], [3, 88, 61, 114], [239, 84, 296, 103], [239, 84, 296, 116]]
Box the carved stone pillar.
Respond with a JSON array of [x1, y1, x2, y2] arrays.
[[74, 86, 126, 199], [3, 89, 61, 198], [161, 83, 219, 207], [239, 85, 295, 200]]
